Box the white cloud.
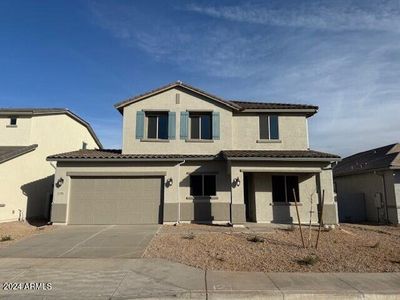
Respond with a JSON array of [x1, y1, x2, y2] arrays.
[[185, 1, 400, 32], [87, 0, 400, 156]]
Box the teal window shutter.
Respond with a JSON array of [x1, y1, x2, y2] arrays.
[[212, 112, 220, 140], [180, 111, 189, 139], [168, 112, 176, 140], [136, 111, 145, 139]]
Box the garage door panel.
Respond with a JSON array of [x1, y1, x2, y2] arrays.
[[68, 176, 163, 225]]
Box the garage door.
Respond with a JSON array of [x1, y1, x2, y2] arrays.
[[68, 176, 163, 225]]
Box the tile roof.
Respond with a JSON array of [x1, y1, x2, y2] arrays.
[[222, 150, 340, 160], [47, 149, 221, 161], [0, 108, 103, 148], [0, 144, 38, 164], [47, 149, 339, 162], [114, 81, 318, 116], [114, 81, 241, 113], [333, 143, 400, 177], [229, 100, 318, 110]]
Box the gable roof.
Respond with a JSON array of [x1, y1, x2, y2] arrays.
[[0, 144, 38, 164], [114, 81, 319, 116], [0, 108, 103, 149], [114, 81, 241, 113], [333, 143, 400, 177]]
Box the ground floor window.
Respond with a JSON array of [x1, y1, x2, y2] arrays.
[[190, 174, 216, 196], [272, 175, 299, 202]]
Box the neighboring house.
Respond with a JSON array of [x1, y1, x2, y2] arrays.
[[0, 108, 102, 223], [47, 81, 340, 226], [333, 143, 400, 224]]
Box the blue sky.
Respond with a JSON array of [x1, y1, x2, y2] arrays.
[[1, 0, 399, 156]]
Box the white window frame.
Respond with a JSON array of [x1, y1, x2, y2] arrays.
[[260, 115, 279, 140], [145, 112, 168, 140], [189, 112, 212, 140]]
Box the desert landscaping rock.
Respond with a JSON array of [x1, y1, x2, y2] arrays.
[[144, 224, 400, 272]]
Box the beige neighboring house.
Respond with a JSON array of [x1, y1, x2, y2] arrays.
[[334, 143, 400, 224], [0, 108, 102, 223], [48, 81, 340, 226]]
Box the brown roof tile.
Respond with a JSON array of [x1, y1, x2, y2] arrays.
[[229, 100, 318, 110], [47, 149, 339, 162], [114, 81, 318, 116], [47, 149, 221, 161], [222, 150, 340, 160], [0, 144, 38, 164], [333, 143, 400, 177]]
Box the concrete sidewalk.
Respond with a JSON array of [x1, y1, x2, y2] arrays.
[[0, 258, 399, 299]]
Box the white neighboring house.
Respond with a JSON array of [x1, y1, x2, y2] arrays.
[[0, 108, 102, 223]]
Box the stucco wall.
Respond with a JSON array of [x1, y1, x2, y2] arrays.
[[229, 161, 337, 225], [334, 171, 399, 224], [0, 116, 32, 146], [51, 160, 232, 224], [232, 113, 308, 150], [121, 88, 310, 154], [0, 114, 100, 222], [122, 88, 233, 154]]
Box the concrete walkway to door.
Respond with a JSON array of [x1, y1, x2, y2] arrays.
[[0, 225, 160, 258]]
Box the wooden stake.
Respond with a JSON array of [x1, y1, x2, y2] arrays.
[[308, 194, 314, 248], [293, 188, 305, 248], [315, 189, 325, 249]]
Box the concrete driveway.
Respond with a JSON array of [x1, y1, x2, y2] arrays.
[[0, 225, 160, 258]]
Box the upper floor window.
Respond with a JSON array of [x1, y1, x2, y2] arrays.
[[146, 112, 168, 140], [82, 142, 88, 150], [190, 174, 216, 196], [9, 117, 17, 126], [259, 115, 279, 140], [189, 112, 212, 140]]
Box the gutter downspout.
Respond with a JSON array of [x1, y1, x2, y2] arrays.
[[176, 160, 186, 224]]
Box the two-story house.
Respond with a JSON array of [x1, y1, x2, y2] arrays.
[[0, 108, 102, 223], [47, 82, 340, 225]]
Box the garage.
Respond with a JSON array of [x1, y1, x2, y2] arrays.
[[68, 176, 164, 225]]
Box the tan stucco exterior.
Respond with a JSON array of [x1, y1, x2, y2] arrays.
[[50, 84, 338, 225], [122, 88, 309, 154], [335, 170, 400, 224], [0, 114, 100, 222]]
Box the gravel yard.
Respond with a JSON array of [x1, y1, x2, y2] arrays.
[[143, 224, 400, 272], [0, 221, 54, 247]]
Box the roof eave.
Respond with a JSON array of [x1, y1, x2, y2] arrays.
[[224, 157, 340, 162], [241, 109, 318, 117], [114, 82, 240, 114]]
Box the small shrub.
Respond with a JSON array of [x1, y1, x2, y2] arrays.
[[297, 254, 319, 266], [0, 235, 12, 242], [182, 233, 195, 240], [247, 235, 264, 243]]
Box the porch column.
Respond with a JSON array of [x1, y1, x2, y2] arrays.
[[230, 165, 246, 224]]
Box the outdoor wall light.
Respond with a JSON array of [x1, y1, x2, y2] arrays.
[[55, 177, 64, 188], [166, 177, 173, 187], [233, 177, 241, 187]]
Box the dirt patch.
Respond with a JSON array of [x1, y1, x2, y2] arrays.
[[0, 221, 54, 247], [143, 224, 400, 272]]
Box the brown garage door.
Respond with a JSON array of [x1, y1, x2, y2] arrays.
[[68, 176, 163, 224]]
